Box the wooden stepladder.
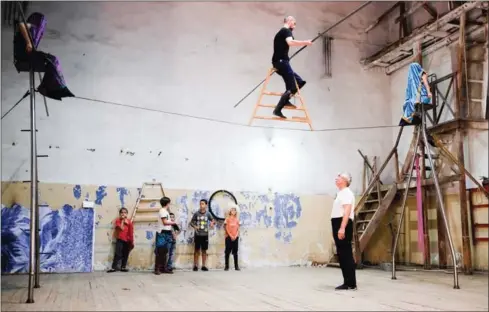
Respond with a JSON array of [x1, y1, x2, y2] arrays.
[[249, 68, 313, 130], [130, 182, 166, 223]]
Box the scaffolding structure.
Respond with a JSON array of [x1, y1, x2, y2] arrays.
[[351, 0, 489, 288]]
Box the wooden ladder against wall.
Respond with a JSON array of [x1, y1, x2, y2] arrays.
[[353, 154, 399, 265], [249, 68, 313, 130], [469, 184, 489, 244], [130, 182, 166, 223]]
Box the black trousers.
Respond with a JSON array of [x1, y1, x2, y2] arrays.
[[331, 218, 357, 287], [224, 236, 239, 268], [272, 59, 306, 95], [111, 239, 130, 270]]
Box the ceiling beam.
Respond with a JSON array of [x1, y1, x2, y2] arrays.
[[422, 2, 438, 19], [395, 1, 426, 24], [364, 1, 400, 33], [385, 24, 485, 74], [361, 1, 482, 70]]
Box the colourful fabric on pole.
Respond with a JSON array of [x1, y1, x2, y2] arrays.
[[399, 62, 431, 126], [415, 154, 425, 257]]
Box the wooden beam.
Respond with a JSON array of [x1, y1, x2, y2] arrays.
[[395, 1, 426, 24], [364, 1, 400, 33], [396, 174, 461, 190], [422, 2, 438, 19], [428, 118, 489, 134], [399, 2, 409, 39], [362, 1, 481, 69], [386, 24, 485, 75]]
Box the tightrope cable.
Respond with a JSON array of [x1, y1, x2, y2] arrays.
[[72, 95, 400, 133]]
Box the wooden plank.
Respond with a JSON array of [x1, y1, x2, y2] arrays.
[[253, 116, 309, 123], [428, 118, 488, 134], [474, 223, 489, 228], [263, 91, 300, 97], [258, 104, 304, 111], [396, 174, 461, 190], [358, 184, 398, 252]]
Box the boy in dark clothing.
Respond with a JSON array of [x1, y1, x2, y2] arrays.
[[190, 199, 215, 271], [108, 207, 134, 273], [271, 16, 313, 119], [168, 212, 180, 271]]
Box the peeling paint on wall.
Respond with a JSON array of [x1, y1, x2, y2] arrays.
[[73, 185, 82, 199], [1, 182, 333, 271], [116, 187, 129, 207], [95, 186, 107, 205]]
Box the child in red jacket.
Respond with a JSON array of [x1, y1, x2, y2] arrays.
[[108, 207, 134, 273]]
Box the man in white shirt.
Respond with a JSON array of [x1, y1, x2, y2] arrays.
[[331, 172, 357, 290], [154, 196, 177, 275]]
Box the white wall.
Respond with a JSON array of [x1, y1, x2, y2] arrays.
[[2, 2, 395, 195]]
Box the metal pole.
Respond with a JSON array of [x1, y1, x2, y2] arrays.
[[34, 118, 40, 288], [420, 106, 460, 289], [26, 67, 38, 303], [392, 127, 421, 280]]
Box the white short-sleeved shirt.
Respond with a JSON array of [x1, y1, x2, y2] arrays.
[[331, 187, 355, 220], [159, 208, 172, 231]]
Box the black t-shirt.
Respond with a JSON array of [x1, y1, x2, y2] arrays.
[[272, 27, 294, 63]]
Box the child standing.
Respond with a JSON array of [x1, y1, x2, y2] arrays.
[[108, 207, 134, 273], [155, 196, 177, 275], [224, 204, 240, 271], [168, 212, 181, 271]]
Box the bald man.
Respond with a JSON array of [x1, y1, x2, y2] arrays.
[[272, 16, 313, 119]]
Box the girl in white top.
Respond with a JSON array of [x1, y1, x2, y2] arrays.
[[331, 172, 357, 291]]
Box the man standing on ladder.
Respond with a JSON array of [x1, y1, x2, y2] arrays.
[[272, 16, 313, 119]]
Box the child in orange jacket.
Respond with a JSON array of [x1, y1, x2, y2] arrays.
[[224, 204, 240, 271]]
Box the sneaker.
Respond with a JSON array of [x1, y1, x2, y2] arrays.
[[193, 266, 198, 271], [107, 269, 117, 273], [224, 267, 229, 271], [120, 268, 129, 272], [335, 284, 349, 290], [201, 266, 209, 271]]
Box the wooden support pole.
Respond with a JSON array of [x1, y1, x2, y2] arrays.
[[455, 12, 473, 275], [399, 2, 409, 39]]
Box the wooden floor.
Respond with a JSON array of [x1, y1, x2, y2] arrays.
[[2, 267, 488, 311]]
